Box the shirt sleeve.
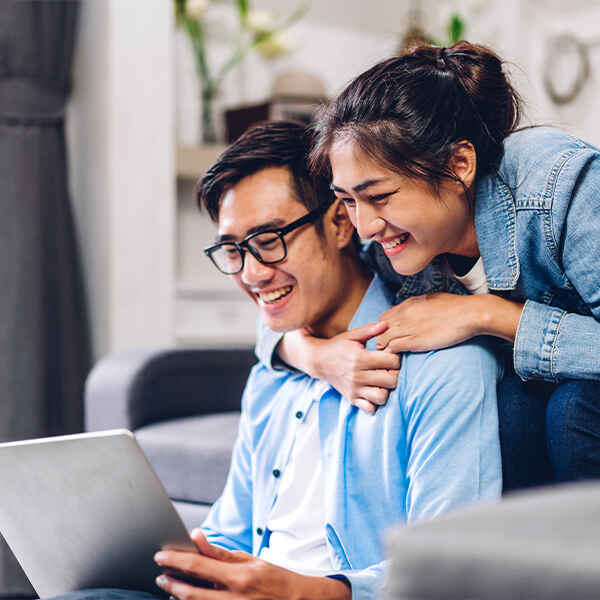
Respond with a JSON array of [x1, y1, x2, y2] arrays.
[[201, 374, 255, 553], [513, 152, 600, 382], [402, 337, 503, 520], [328, 561, 388, 600], [254, 316, 285, 371]]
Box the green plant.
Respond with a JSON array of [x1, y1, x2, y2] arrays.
[[175, 0, 309, 143]]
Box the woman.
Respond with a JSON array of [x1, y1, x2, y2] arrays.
[[257, 41, 600, 491]]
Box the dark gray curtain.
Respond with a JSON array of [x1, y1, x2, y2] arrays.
[[0, 1, 89, 595]]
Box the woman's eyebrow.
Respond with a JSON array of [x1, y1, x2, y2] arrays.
[[330, 178, 387, 194]]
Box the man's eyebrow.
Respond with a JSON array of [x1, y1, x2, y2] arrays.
[[330, 178, 387, 194], [215, 219, 287, 243]]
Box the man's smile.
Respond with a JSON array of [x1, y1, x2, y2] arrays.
[[257, 285, 294, 305]]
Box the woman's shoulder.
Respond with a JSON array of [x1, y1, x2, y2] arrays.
[[498, 127, 600, 198]]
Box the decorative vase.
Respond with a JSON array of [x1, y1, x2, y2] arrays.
[[201, 86, 218, 144]]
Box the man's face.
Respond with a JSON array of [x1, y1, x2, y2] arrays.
[[217, 166, 342, 333]]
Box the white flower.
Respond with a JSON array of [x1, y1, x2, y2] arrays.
[[186, 0, 209, 20], [246, 9, 277, 33], [257, 30, 296, 60]]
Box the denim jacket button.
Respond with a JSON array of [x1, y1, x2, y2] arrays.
[[272, 468, 281, 478]]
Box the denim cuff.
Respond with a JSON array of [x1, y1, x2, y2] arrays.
[[513, 299, 566, 382]]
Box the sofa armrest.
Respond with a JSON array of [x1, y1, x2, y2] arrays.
[[85, 347, 257, 432]]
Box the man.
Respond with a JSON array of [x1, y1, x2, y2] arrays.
[[52, 122, 501, 600]]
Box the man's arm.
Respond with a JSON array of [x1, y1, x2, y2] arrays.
[[200, 366, 261, 553], [402, 337, 502, 520]]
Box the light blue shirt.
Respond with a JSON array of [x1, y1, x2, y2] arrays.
[[202, 275, 502, 600]]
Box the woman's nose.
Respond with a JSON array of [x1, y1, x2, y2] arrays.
[[355, 203, 385, 239]]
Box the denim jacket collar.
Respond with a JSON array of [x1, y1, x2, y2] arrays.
[[474, 172, 520, 290]]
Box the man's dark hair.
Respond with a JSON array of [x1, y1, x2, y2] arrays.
[[196, 121, 332, 226]]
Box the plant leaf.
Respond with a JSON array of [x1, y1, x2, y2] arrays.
[[448, 13, 465, 45]]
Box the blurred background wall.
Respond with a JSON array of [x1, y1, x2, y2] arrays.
[[66, 0, 600, 363]]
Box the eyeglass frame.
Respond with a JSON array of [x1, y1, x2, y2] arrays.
[[204, 200, 334, 275]]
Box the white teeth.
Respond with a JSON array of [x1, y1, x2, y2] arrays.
[[381, 233, 409, 249], [258, 285, 293, 304]]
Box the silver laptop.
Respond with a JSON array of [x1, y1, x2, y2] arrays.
[[0, 429, 198, 598]]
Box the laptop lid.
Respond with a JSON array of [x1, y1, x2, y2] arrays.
[[0, 429, 197, 598]]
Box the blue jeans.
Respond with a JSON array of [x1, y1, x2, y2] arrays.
[[498, 371, 600, 492]]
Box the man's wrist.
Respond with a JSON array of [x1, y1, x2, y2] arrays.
[[291, 574, 351, 600]]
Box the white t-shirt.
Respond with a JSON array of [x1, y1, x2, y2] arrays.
[[449, 256, 489, 294], [258, 382, 333, 575]]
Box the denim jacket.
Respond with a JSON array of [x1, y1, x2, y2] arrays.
[[476, 127, 600, 382], [258, 127, 600, 384]]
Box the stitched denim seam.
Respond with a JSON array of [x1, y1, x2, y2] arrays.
[[549, 310, 568, 380]]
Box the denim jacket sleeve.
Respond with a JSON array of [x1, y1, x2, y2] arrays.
[[513, 152, 600, 382]]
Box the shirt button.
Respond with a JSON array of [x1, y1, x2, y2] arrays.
[[272, 468, 281, 478], [256, 527, 263, 536], [295, 411, 303, 419]]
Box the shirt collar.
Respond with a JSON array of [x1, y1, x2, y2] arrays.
[[474, 173, 520, 290]]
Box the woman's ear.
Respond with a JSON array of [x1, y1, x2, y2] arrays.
[[449, 140, 477, 188], [329, 200, 356, 249]]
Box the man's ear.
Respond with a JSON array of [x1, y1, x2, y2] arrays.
[[328, 200, 356, 249], [449, 140, 477, 189]]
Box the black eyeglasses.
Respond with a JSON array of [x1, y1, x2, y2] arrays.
[[204, 201, 332, 275]]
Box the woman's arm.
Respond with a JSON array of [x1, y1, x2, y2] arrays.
[[510, 152, 600, 382], [376, 293, 524, 352], [256, 319, 401, 413]]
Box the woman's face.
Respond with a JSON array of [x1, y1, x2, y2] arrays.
[[329, 138, 477, 275]]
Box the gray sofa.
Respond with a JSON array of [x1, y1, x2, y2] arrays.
[[84, 347, 256, 529], [386, 480, 600, 599]]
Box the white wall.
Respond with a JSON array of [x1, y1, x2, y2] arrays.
[[67, 0, 175, 360], [67, 0, 600, 357]]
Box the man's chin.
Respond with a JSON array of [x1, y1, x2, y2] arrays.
[[261, 313, 302, 333]]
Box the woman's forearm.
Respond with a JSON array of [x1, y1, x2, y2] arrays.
[[277, 330, 322, 378], [473, 294, 525, 343]]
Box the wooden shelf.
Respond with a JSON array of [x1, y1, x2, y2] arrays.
[[176, 144, 228, 179]]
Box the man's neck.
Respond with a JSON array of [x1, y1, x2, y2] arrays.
[[306, 256, 373, 340]]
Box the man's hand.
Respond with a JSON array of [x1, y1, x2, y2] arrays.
[[155, 529, 351, 600], [279, 323, 401, 414]]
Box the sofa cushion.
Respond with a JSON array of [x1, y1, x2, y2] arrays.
[[135, 412, 240, 505], [385, 482, 600, 600]]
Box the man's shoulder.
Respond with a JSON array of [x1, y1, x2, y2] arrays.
[[243, 360, 308, 412], [400, 337, 501, 400]]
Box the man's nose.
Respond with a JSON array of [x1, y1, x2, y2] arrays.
[[355, 202, 385, 239], [240, 251, 275, 286]]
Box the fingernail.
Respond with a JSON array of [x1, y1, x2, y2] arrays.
[[154, 552, 166, 564], [156, 575, 169, 586], [191, 527, 202, 536]]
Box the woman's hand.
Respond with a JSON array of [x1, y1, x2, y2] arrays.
[[376, 292, 524, 352], [155, 529, 351, 600], [278, 323, 401, 414]]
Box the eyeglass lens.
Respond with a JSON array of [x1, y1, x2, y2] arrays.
[[211, 231, 286, 274]]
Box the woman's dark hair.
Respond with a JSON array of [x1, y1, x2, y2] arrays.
[[310, 41, 521, 194], [197, 120, 332, 224]]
